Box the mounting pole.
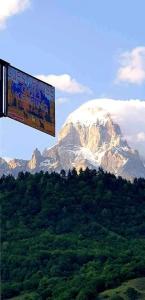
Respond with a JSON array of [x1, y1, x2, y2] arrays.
[[0, 59, 10, 117]]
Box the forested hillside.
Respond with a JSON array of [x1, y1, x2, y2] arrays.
[[1, 168, 145, 300]]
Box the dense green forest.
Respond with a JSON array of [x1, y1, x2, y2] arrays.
[[1, 168, 145, 300]]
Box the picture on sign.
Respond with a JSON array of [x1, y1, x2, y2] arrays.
[[7, 66, 55, 135]]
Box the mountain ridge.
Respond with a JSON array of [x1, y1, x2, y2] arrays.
[[1, 100, 145, 180]]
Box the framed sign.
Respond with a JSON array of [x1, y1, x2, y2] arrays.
[[7, 66, 55, 135]]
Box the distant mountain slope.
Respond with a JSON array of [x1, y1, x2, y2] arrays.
[[1, 100, 145, 179]]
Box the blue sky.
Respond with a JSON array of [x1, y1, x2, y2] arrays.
[[0, 0, 145, 159]]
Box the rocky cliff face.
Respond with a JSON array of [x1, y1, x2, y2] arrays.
[[27, 148, 43, 170], [1, 101, 145, 180]]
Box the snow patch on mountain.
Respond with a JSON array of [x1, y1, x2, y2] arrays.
[[63, 105, 110, 127]]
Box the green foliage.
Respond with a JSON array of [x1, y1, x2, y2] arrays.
[[109, 296, 124, 300], [1, 169, 145, 299], [125, 287, 140, 299]]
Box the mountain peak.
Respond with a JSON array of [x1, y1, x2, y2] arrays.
[[0, 100, 145, 180], [27, 148, 42, 170], [59, 103, 128, 152], [63, 103, 110, 128], [33, 148, 41, 157]]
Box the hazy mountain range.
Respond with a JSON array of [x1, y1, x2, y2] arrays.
[[1, 100, 145, 180]]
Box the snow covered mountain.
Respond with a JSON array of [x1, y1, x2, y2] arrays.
[[1, 100, 145, 180]]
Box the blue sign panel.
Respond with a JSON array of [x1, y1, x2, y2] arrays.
[[7, 66, 55, 135]]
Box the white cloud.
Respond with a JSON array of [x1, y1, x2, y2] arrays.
[[137, 132, 145, 142], [57, 97, 70, 105], [36, 74, 91, 94], [124, 132, 145, 145], [84, 98, 145, 158], [116, 47, 145, 84], [0, 0, 31, 29]]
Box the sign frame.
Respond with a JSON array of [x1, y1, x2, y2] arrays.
[[0, 59, 10, 117], [0, 63, 3, 117], [0, 59, 55, 136]]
